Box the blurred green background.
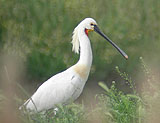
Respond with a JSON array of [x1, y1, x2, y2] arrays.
[[0, 0, 159, 88]]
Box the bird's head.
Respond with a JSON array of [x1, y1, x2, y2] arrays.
[[79, 18, 97, 36], [72, 18, 128, 59], [71, 18, 97, 54]]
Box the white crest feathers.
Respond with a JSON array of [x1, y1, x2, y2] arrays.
[[71, 25, 80, 54]]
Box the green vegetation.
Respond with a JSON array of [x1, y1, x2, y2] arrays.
[[98, 67, 144, 123], [97, 58, 160, 123], [1, 58, 160, 123], [17, 103, 86, 123], [0, 0, 160, 122], [0, 0, 159, 81]]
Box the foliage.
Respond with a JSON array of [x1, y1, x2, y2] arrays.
[[0, 57, 160, 122], [26, 48, 66, 81], [0, 0, 160, 122], [98, 67, 144, 123], [18, 103, 86, 123], [0, 0, 160, 81], [98, 57, 160, 123]]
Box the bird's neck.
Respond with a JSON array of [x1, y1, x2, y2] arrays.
[[77, 29, 93, 68]]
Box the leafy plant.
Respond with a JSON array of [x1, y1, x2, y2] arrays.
[[98, 57, 160, 123], [98, 66, 144, 123], [18, 103, 86, 123]]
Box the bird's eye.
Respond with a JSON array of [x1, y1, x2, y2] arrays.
[[90, 23, 94, 26]]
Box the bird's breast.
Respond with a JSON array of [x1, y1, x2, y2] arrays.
[[73, 64, 90, 80]]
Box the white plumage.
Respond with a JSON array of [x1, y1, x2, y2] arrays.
[[24, 66, 86, 112], [20, 18, 97, 112], [20, 17, 128, 112]]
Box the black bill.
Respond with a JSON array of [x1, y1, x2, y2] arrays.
[[94, 25, 128, 60]]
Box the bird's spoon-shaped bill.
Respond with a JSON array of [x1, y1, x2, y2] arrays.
[[94, 25, 128, 60]]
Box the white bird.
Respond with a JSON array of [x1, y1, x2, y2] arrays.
[[20, 18, 128, 112]]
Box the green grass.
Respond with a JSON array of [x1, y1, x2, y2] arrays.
[[17, 103, 86, 123], [98, 73, 143, 123], [98, 57, 160, 123], [0, 0, 160, 122], [0, 58, 160, 123], [0, 0, 159, 81]]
